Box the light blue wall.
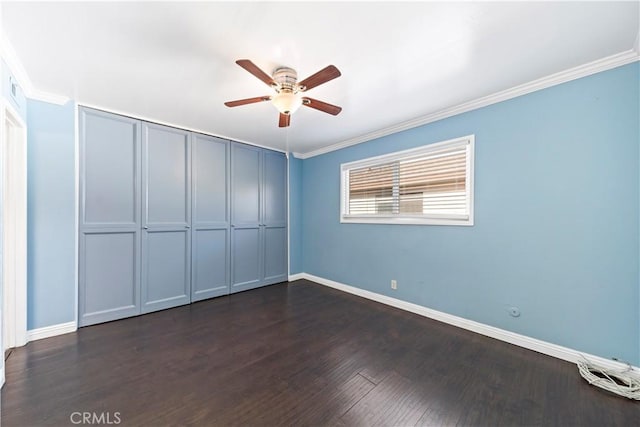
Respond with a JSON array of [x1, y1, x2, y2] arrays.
[[27, 99, 76, 329], [289, 155, 303, 274], [300, 62, 640, 365]]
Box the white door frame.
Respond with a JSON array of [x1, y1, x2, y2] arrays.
[[1, 100, 28, 352]]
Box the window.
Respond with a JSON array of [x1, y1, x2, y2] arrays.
[[340, 135, 474, 225]]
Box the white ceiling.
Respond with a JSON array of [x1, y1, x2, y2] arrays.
[[2, 1, 639, 155]]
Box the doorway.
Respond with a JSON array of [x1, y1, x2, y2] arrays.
[[1, 102, 27, 358]]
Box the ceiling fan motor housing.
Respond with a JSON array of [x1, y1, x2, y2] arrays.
[[272, 67, 299, 93]]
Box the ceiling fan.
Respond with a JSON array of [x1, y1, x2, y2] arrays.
[[224, 59, 342, 128]]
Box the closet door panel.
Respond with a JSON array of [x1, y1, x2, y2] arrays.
[[263, 226, 287, 284], [143, 230, 189, 308], [145, 126, 189, 225], [192, 134, 230, 301], [263, 151, 287, 226], [231, 227, 261, 291], [231, 144, 261, 225], [79, 107, 141, 326], [230, 143, 262, 292], [193, 229, 228, 299], [82, 114, 138, 226], [193, 135, 228, 224], [142, 123, 191, 313], [80, 231, 139, 325], [262, 150, 288, 284]]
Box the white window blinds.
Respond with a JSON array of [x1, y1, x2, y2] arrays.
[[341, 135, 474, 225]]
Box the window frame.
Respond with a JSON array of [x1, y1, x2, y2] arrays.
[[340, 135, 475, 226]]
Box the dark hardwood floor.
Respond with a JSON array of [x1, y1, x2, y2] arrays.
[[2, 280, 638, 426]]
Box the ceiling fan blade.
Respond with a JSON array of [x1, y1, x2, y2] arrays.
[[224, 96, 271, 108], [236, 59, 276, 87], [279, 113, 291, 128], [298, 65, 341, 91], [302, 97, 342, 116]]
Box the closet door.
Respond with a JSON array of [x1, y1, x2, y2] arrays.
[[79, 108, 141, 326], [141, 123, 191, 313], [262, 151, 288, 285], [191, 134, 230, 301], [230, 143, 262, 293]]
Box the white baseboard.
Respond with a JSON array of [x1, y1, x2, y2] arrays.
[[298, 273, 639, 374], [26, 321, 77, 342], [288, 273, 306, 282]]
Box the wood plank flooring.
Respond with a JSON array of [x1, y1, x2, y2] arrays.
[[2, 280, 638, 426]]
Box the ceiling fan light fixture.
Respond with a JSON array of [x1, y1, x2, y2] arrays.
[[271, 91, 302, 115], [226, 59, 342, 127]]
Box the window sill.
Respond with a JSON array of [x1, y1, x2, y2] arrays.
[[340, 216, 474, 226]]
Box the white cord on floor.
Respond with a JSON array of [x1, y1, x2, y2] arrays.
[[577, 357, 640, 400]]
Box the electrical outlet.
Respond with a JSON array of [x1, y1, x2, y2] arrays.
[[391, 280, 397, 290]]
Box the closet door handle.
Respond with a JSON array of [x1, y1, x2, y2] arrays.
[[143, 226, 149, 230], [185, 225, 190, 229]]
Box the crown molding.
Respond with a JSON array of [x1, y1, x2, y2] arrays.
[[0, 33, 69, 105], [297, 49, 640, 159], [25, 87, 69, 105]]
